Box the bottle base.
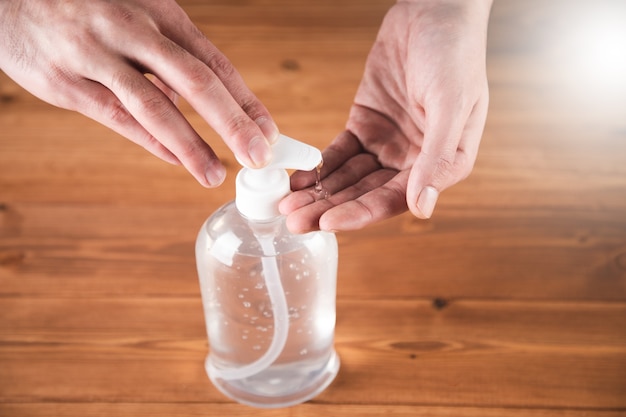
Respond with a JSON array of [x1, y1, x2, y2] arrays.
[[206, 350, 340, 408]]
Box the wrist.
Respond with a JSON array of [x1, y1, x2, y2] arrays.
[[398, 0, 493, 6], [396, 0, 493, 16]]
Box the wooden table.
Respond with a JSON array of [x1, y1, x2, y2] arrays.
[[1, 0, 625, 415]]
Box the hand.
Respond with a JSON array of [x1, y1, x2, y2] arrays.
[[0, 0, 278, 187], [280, 0, 492, 232]]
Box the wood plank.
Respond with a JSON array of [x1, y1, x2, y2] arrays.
[[1, 403, 625, 417], [1, 298, 625, 408], [2, 203, 625, 300]]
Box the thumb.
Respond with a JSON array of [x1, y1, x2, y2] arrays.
[[408, 151, 459, 220], [407, 106, 470, 219]]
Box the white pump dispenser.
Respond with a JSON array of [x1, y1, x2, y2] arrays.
[[195, 134, 339, 408], [235, 134, 322, 221]]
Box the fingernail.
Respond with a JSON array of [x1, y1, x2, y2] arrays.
[[205, 165, 226, 187], [255, 117, 279, 144], [416, 186, 439, 219], [248, 136, 272, 167]]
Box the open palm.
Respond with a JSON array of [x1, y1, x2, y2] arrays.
[[280, 1, 492, 232]]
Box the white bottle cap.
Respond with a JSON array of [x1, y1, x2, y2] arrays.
[[235, 134, 322, 221]]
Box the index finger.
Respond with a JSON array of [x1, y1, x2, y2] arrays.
[[131, 34, 274, 169]]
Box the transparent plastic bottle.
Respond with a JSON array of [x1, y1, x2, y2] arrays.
[[195, 135, 340, 408]]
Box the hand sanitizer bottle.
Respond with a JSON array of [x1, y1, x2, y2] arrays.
[[195, 135, 340, 408]]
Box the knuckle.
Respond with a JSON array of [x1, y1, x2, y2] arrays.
[[111, 71, 172, 119], [174, 139, 211, 170], [90, 2, 147, 39], [44, 66, 80, 109], [425, 153, 456, 188], [434, 154, 456, 178], [205, 51, 235, 79], [103, 99, 133, 127], [103, 2, 143, 27], [239, 96, 264, 119], [224, 113, 255, 139], [182, 62, 219, 96], [156, 36, 184, 58], [430, 152, 474, 186], [175, 140, 199, 162], [177, 51, 235, 98], [110, 70, 139, 95], [136, 91, 172, 119]]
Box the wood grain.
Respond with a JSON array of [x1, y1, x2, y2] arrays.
[[1, 298, 625, 408], [1, 0, 626, 416]]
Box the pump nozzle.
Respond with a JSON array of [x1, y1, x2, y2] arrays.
[[236, 135, 322, 221], [264, 134, 322, 171]]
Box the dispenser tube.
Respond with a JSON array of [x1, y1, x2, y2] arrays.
[[208, 236, 289, 381]]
